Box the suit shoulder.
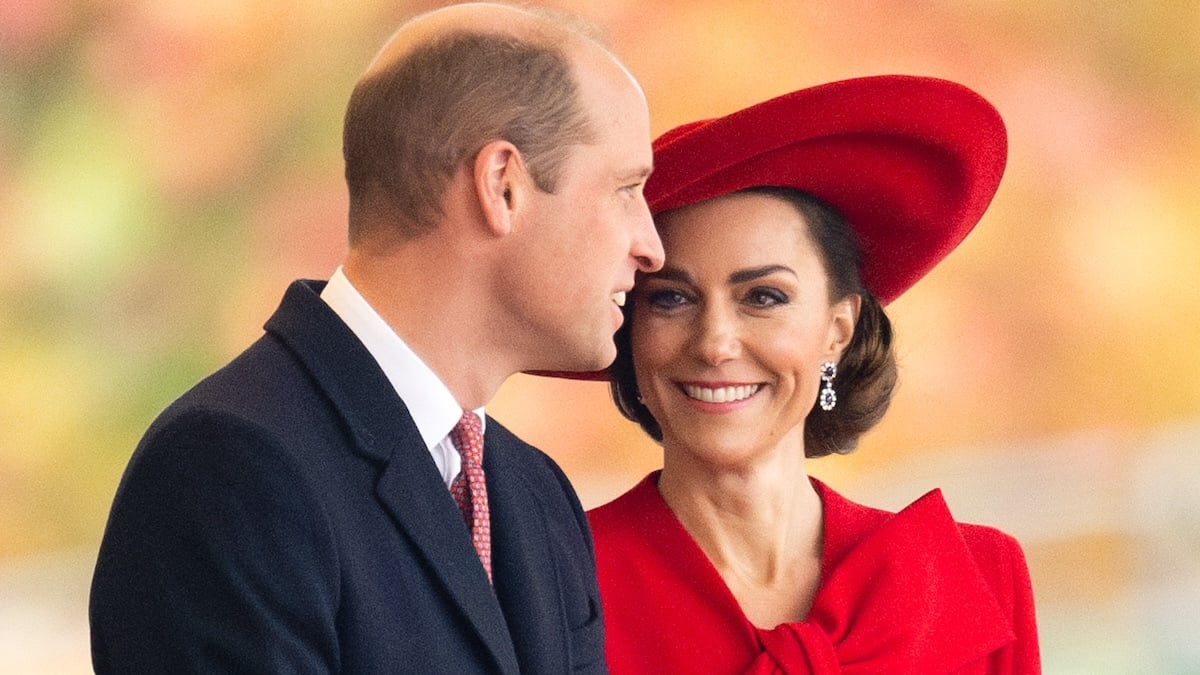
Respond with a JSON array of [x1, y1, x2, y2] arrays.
[[132, 404, 313, 493], [147, 333, 330, 442]]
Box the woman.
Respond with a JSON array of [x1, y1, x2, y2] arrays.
[[588, 76, 1040, 673]]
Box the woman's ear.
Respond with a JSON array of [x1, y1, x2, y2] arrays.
[[474, 140, 525, 237], [828, 293, 862, 356]]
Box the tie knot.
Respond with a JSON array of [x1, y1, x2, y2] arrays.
[[450, 410, 484, 465]]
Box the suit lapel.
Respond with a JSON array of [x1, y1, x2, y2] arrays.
[[485, 425, 569, 674], [264, 280, 520, 674], [373, 450, 520, 674]]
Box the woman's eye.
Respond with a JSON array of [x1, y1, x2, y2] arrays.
[[646, 289, 690, 309], [746, 287, 788, 307]]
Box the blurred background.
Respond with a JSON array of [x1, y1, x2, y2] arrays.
[[2, 0, 1197, 671]]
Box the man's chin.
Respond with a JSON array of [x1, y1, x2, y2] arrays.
[[525, 344, 614, 380], [584, 341, 618, 372]]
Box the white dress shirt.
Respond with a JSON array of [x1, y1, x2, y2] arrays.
[[320, 267, 484, 488]]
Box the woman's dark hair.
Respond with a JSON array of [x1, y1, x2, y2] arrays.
[[610, 186, 898, 457]]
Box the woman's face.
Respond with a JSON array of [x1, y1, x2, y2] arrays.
[[631, 191, 858, 466]]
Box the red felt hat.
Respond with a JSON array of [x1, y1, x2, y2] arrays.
[[645, 74, 1007, 305]]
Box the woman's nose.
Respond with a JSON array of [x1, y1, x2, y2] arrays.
[[691, 305, 740, 365]]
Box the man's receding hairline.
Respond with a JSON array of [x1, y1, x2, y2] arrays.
[[365, 3, 611, 79], [519, 4, 612, 48]]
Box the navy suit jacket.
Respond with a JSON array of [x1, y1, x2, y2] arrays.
[[90, 280, 606, 673]]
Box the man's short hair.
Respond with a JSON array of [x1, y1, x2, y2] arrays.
[[343, 29, 596, 241]]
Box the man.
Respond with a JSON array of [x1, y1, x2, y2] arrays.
[[89, 3, 663, 672]]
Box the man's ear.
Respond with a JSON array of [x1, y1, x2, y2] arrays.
[[474, 140, 525, 237]]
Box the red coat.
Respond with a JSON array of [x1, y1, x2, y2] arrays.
[[589, 472, 1040, 674]]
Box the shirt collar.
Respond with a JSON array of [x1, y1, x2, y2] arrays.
[[319, 266, 485, 451]]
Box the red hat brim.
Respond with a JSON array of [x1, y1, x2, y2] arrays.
[[535, 75, 1006, 380]]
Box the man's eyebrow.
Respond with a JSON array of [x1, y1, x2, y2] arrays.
[[617, 165, 653, 182]]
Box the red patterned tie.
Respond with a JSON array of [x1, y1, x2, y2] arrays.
[[449, 410, 491, 582]]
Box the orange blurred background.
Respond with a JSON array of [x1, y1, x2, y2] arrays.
[[2, 1, 1198, 671]]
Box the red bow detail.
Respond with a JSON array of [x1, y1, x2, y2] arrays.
[[745, 491, 1015, 674]]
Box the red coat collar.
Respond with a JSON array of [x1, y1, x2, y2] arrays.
[[601, 472, 1016, 673]]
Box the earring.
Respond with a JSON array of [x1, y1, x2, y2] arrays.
[[819, 361, 837, 411]]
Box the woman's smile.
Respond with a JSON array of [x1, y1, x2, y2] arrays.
[[680, 382, 762, 404]]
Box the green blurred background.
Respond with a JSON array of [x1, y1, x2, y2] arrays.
[[2, 1, 1198, 671]]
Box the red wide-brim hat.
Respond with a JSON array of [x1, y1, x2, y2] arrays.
[[646, 74, 1007, 306]]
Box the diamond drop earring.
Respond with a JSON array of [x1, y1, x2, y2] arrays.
[[819, 361, 837, 411]]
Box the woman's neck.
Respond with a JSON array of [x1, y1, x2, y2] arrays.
[[658, 443, 825, 628]]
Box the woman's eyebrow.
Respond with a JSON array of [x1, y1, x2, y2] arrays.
[[728, 264, 797, 284], [645, 266, 694, 284]]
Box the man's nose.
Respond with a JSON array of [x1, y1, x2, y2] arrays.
[[631, 209, 664, 272]]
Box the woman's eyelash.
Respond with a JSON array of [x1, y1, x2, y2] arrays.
[[646, 288, 690, 308], [746, 287, 789, 305]]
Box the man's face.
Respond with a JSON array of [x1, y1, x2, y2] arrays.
[[500, 51, 664, 373]]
